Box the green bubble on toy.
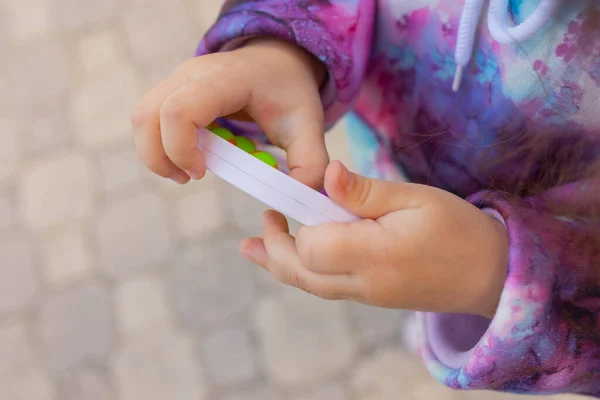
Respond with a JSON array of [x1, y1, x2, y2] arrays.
[[251, 151, 278, 169], [210, 127, 235, 142], [234, 136, 256, 153]]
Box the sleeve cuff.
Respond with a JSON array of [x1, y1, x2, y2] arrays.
[[418, 193, 555, 392]]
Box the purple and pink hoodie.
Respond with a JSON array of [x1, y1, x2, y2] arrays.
[[197, 0, 600, 397]]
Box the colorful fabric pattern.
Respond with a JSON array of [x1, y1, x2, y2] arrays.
[[197, 0, 600, 396]]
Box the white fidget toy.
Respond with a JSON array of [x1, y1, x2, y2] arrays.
[[197, 124, 359, 226]]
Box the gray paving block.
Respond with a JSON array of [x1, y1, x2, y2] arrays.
[[171, 237, 257, 332], [39, 283, 114, 373]]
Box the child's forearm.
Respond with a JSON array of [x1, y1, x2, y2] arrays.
[[243, 37, 326, 88]]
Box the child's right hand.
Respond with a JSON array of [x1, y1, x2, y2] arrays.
[[131, 38, 328, 189]]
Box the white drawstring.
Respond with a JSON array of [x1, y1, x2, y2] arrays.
[[453, 0, 560, 92]]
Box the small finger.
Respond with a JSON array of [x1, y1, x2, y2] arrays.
[[261, 217, 360, 300]]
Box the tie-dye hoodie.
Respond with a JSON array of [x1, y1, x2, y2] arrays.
[[197, 1, 600, 397]]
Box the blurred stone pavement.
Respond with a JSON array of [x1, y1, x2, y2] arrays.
[[0, 0, 586, 399]]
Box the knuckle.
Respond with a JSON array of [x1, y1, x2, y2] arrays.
[[159, 99, 185, 123], [355, 178, 372, 210], [295, 228, 314, 266], [131, 103, 152, 127], [288, 267, 301, 288], [164, 145, 188, 165], [297, 226, 343, 270], [269, 262, 291, 285], [324, 227, 348, 259], [188, 54, 237, 81]]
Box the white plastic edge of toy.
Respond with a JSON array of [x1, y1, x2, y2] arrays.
[[197, 130, 358, 226]]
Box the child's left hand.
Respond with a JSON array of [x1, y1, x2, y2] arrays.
[[240, 161, 509, 318]]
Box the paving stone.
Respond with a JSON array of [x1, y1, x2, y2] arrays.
[[19, 152, 94, 232], [25, 104, 70, 155], [176, 186, 226, 238], [0, 238, 38, 314], [60, 366, 115, 400], [252, 264, 286, 293], [0, 320, 35, 373], [41, 224, 93, 287], [294, 384, 348, 400], [7, 40, 70, 108], [183, 0, 223, 35], [255, 289, 358, 387], [201, 328, 258, 386], [76, 30, 124, 73], [0, 319, 50, 400], [0, 70, 14, 112], [0, 368, 55, 400], [401, 312, 421, 355], [0, 191, 14, 233], [122, 0, 192, 61], [226, 184, 268, 233], [221, 386, 284, 400], [53, 0, 119, 31], [224, 181, 302, 235], [352, 348, 459, 400], [96, 192, 172, 277], [0, 117, 20, 188], [171, 238, 256, 332], [115, 273, 172, 337], [4, 0, 55, 44], [40, 283, 114, 373], [142, 50, 190, 88], [98, 145, 145, 194], [347, 303, 404, 348], [69, 64, 141, 149], [112, 329, 206, 400]]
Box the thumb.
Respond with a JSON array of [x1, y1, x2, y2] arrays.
[[324, 160, 423, 219]]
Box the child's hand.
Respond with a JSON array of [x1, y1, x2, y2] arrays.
[[131, 38, 327, 188], [241, 161, 509, 318]]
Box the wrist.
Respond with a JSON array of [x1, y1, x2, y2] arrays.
[[239, 37, 326, 88], [469, 210, 509, 319]]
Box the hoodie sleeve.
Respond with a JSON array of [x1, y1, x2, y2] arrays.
[[419, 180, 600, 397], [196, 0, 375, 131]]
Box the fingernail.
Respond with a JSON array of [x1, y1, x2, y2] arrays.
[[240, 248, 254, 260], [240, 243, 255, 260], [169, 171, 189, 185], [184, 168, 204, 180], [263, 210, 274, 224]]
